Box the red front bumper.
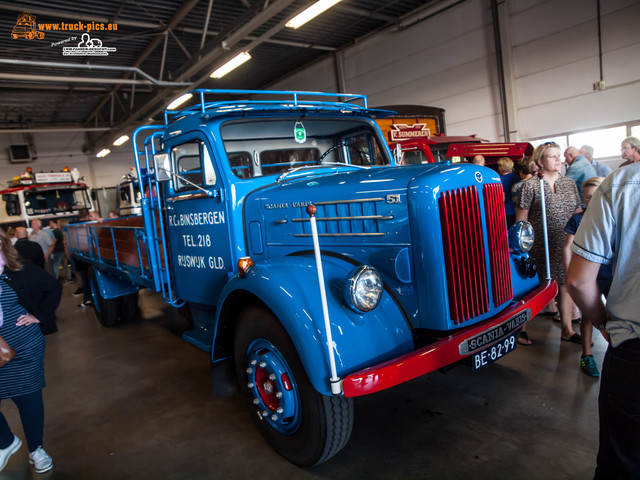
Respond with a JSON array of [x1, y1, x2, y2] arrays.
[[343, 280, 557, 398]]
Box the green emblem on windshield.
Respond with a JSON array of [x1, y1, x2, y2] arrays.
[[294, 121, 306, 144]]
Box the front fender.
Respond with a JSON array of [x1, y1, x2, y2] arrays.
[[215, 254, 414, 396]]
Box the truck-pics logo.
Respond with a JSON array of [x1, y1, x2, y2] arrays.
[[11, 11, 44, 40], [389, 123, 431, 142], [10, 10, 118, 44]]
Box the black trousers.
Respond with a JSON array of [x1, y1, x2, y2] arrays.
[[595, 339, 640, 479], [0, 389, 44, 453]]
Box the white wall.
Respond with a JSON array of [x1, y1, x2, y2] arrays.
[[511, 0, 640, 139], [272, 0, 640, 143]]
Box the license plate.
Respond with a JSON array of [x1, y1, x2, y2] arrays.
[[472, 333, 518, 371]]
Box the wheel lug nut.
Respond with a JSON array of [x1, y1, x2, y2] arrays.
[[247, 382, 254, 388], [250, 360, 257, 366], [271, 414, 278, 421], [276, 407, 283, 414], [262, 410, 269, 417], [246, 367, 253, 374], [269, 373, 276, 380], [253, 398, 260, 405], [275, 392, 283, 398], [259, 361, 266, 368]]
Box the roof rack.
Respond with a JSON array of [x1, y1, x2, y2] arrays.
[[163, 89, 370, 126]]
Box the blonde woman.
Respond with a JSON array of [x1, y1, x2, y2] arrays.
[[515, 142, 582, 345]]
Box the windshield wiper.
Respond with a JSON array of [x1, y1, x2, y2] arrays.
[[276, 162, 368, 183]]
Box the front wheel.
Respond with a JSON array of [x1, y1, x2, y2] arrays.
[[234, 306, 353, 466]]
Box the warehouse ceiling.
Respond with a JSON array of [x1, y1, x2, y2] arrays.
[[0, 0, 445, 152]]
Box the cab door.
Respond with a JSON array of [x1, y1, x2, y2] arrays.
[[163, 138, 232, 305]]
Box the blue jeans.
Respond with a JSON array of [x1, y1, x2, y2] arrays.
[[51, 252, 72, 281], [595, 339, 640, 479], [0, 390, 44, 453]]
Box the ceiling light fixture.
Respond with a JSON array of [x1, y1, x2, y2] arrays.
[[113, 135, 129, 146], [96, 148, 111, 158], [167, 93, 193, 110], [285, 0, 342, 29], [210, 52, 252, 79]]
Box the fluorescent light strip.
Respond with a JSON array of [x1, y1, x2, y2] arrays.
[[210, 52, 251, 79], [167, 93, 193, 110], [96, 148, 111, 158], [113, 135, 129, 146], [285, 0, 342, 29]]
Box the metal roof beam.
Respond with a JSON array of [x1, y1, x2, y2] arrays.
[[83, 0, 201, 127], [337, 5, 397, 22], [89, 0, 298, 149]]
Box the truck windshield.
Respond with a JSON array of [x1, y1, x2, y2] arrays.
[[24, 187, 91, 215], [221, 118, 388, 179]]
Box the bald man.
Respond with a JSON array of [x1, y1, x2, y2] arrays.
[[564, 146, 597, 207], [14, 226, 45, 268], [471, 154, 485, 166]]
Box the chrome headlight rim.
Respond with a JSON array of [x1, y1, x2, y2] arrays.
[[344, 265, 383, 313], [509, 220, 534, 254]]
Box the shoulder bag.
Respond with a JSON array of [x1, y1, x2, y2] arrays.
[[0, 334, 16, 367]]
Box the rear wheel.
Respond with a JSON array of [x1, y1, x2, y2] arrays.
[[119, 292, 140, 323], [233, 306, 353, 466], [88, 268, 119, 327]]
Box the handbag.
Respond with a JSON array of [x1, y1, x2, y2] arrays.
[[0, 334, 16, 367]]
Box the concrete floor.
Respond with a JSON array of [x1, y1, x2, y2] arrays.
[[1, 283, 605, 479]]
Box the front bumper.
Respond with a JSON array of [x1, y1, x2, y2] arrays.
[[342, 280, 557, 398]]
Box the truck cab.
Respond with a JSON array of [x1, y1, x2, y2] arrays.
[[0, 167, 93, 229], [67, 90, 555, 466]]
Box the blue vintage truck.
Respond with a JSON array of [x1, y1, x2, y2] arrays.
[[66, 89, 556, 466]]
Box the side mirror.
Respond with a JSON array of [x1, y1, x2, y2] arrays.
[[392, 143, 402, 166], [3, 194, 20, 217], [154, 153, 171, 182]]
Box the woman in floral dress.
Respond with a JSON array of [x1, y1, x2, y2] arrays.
[[515, 142, 582, 344]]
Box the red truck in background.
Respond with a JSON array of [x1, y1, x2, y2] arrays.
[[375, 105, 533, 166]]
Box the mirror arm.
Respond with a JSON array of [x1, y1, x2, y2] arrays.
[[157, 167, 214, 196]]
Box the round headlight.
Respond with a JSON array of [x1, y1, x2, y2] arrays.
[[508, 221, 534, 254], [344, 266, 383, 313]]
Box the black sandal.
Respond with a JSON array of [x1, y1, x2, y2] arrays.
[[517, 331, 533, 346]]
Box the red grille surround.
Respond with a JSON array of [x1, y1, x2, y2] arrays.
[[439, 184, 513, 325]]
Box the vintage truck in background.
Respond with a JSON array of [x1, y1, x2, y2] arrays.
[[92, 167, 142, 218], [375, 104, 533, 165], [0, 167, 93, 229], [66, 90, 555, 466]]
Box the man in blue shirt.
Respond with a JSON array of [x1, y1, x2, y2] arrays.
[[564, 146, 597, 207], [580, 145, 611, 177], [568, 162, 640, 479]]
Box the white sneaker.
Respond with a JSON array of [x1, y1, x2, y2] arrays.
[[29, 446, 53, 474], [0, 435, 21, 471]]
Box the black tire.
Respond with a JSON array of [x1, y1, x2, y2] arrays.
[[118, 292, 140, 323], [88, 268, 120, 327], [233, 306, 353, 466]]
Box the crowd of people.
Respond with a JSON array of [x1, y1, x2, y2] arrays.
[[494, 136, 640, 478], [0, 207, 106, 474]]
